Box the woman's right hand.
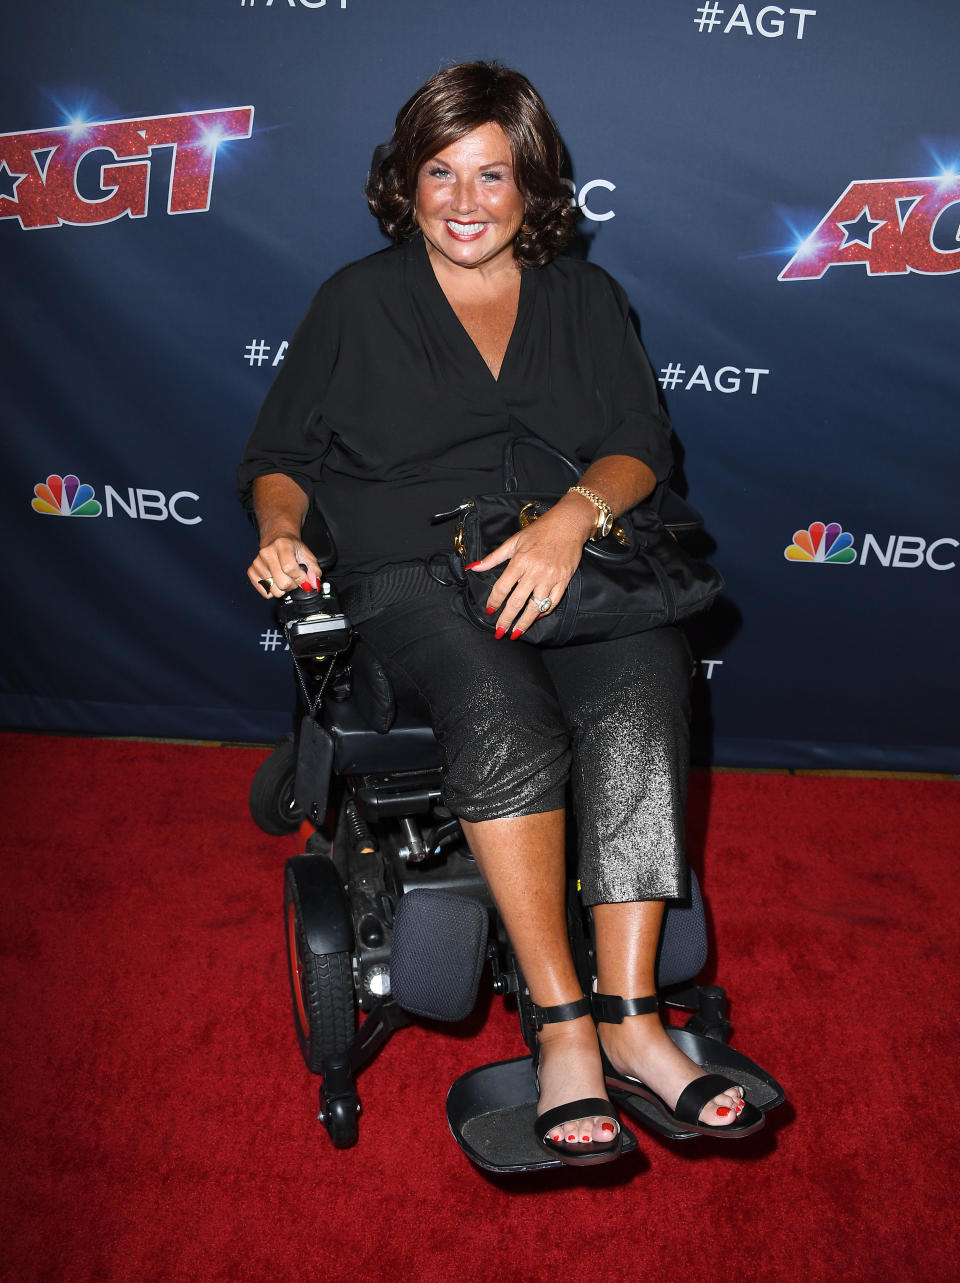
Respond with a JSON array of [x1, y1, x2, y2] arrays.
[[247, 534, 322, 599]]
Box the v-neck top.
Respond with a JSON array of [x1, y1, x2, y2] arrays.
[[238, 235, 673, 575]]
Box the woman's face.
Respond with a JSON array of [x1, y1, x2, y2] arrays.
[[415, 122, 525, 273]]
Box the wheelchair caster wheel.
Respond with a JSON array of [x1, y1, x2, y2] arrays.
[[321, 1094, 360, 1149], [250, 734, 303, 835]]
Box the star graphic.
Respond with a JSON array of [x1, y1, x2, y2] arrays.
[[0, 159, 28, 202], [838, 207, 884, 249]]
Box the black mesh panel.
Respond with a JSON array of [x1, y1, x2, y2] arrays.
[[391, 890, 489, 1022]]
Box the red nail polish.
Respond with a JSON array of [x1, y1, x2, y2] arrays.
[[485, 606, 496, 616], [494, 626, 506, 639], [736, 1101, 744, 1113], [601, 1123, 615, 1133], [581, 1134, 591, 1142], [464, 562, 481, 570], [716, 1106, 731, 1117], [567, 1134, 577, 1142], [510, 628, 523, 640]]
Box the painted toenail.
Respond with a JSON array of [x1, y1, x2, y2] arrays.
[[601, 1123, 615, 1133], [716, 1106, 731, 1117], [581, 1134, 590, 1141], [736, 1101, 744, 1113], [567, 1134, 577, 1141]]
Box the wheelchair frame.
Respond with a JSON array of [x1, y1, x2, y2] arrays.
[[253, 622, 785, 1168]]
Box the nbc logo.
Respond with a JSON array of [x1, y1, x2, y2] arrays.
[[31, 472, 202, 524], [785, 521, 957, 570], [32, 473, 102, 517], [784, 522, 856, 564]]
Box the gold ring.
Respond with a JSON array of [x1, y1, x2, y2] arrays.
[[258, 577, 275, 591]]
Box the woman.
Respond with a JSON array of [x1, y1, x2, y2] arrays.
[[239, 62, 759, 1164]]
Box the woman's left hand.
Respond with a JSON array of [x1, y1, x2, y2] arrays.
[[468, 498, 595, 639]]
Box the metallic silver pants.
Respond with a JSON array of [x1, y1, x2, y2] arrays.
[[356, 586, 691, 904]]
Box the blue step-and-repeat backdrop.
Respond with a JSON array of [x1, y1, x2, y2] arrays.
[[4, 1, 958, 771]]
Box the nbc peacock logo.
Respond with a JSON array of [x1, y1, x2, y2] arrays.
[[31, 474, 102, 517], [784, 521, 857, 564]]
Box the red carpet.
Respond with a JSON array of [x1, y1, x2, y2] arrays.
[[1, 731, 957, 1282]]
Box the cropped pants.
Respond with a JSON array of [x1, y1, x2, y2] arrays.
[[355, 584, 692, 905]]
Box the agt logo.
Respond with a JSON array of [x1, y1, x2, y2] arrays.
[[780, 173, 960, 280], [785, 522, 957, 570], [0, 106, 254, 230], [32, 474, 202, 525]]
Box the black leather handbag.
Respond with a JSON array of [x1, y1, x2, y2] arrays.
[[435, 437, 724, 646]]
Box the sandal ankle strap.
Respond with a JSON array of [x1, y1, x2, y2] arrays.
[[531, 995, 591, 1031], [592, 992, 660, 1024]]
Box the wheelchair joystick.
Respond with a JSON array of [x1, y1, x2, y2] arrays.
[[277, 579, 352, 658]]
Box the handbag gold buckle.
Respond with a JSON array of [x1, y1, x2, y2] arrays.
[[519, 501, 543, 529]]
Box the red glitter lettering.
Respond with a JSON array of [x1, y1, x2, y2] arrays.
[[779, 176, 960, 280], [0, 107, 254, 230]]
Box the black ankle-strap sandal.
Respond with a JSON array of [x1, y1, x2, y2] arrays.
[[530, 996, 623, 1167], [591, 991, 765, 1140]]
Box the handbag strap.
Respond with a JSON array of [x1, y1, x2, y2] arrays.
[[502, 434, 581, 493], [502, 432, 692, 533]]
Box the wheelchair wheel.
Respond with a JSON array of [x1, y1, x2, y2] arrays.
[[250, 734, 303, 835], [325, 1096, 359, 1149], [284, 866, 356, 1073]]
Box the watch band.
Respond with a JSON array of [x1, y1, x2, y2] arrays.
[[568, 485, 614, 540]]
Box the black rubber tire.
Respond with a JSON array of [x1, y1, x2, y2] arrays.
[[325, 1096, 359, 1149], [284, 867, 356, 1073], [249, 735, 303, 835]]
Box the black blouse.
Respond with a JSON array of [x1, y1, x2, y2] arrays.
[[238, 235, 673, 575]]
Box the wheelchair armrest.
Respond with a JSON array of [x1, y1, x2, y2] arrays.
[[324, 698, 441, 773]]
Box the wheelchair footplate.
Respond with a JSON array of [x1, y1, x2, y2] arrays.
[[609, 1027, 785, 1141], [446, 1055, 641, 1173]]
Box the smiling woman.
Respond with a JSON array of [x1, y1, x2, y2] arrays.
[[238, 61, 757, 1170]]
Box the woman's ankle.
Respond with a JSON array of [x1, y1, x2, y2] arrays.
[[536, 1012, 598, 1049]]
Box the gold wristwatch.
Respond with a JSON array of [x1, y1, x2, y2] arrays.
[[568, 485, 614, 540]]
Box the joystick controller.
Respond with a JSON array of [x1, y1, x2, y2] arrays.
[[277, 577, 352, 657]]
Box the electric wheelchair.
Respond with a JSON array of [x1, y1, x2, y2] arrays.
[[249, 505, 784, 1172]]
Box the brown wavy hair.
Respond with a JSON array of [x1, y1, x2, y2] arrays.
[[366, 61, 578, 269]]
